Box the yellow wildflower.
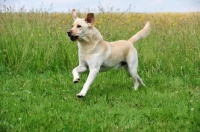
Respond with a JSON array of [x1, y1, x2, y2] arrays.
[[53, 13, 60, 18], [173, 22, 177, 26]]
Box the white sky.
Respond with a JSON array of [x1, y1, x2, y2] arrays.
[[1, 0, 200, 12]]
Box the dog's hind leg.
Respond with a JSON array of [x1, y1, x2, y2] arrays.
[[137, 75, 145, 87], [125, 65, 145, 90], [125, 54, 145, 90], [131, 72, 140, 90], [124, 65, 139, 90]]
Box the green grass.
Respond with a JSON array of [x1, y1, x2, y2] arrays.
[[1, 71, 199, 131], [0, 7, 200, 132]]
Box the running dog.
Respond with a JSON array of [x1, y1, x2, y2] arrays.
[[67, 9, 151, 97]]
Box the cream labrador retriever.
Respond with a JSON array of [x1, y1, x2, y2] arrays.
[[67, 9, 151, 97]]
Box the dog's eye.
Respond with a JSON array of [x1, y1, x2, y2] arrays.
[[77, 25, 82, 28]]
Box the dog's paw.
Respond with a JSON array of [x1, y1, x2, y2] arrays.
[[76, 93, 85, 98], [134, 86, 139, 90], [73, 78, 80, 83]]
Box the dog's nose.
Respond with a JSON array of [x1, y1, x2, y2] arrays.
[[67, 30, 72, 37]]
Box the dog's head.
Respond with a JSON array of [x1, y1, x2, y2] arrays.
[[67, 9, 95, 41]]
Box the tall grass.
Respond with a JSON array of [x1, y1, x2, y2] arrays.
[[0, 4, 200, 132], [0, 11, 73, 72], [0, 11, 199, 76]]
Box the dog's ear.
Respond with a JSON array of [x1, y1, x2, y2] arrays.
[[72, 9, 77, 21], [85, 13, 95, 27]]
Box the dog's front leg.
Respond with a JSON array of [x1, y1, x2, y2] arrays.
[[72, 65, 87, 83], [77, 68, 99, 98]]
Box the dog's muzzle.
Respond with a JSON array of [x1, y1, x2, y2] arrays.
[[67, 30, 79, 41]]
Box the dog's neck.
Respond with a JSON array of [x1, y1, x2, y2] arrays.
[[79, 26, 103, 43], [78, 26, 104, 52]]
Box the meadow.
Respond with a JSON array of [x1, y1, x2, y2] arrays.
[[0, 6, 200, 132]]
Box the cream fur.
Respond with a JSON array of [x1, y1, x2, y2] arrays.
[[67, 9, 151, 97]]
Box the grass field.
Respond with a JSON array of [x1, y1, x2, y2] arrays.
[[0, 5, 200, 132]]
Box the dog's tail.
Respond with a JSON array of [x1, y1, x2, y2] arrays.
[[128, 21, 151, 44]]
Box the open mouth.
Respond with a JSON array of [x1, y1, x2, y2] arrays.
[[67, 30, 79, 41], [70, 36, 79, 41]]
